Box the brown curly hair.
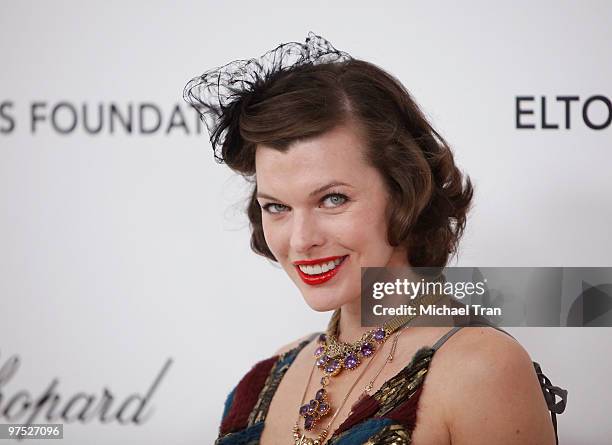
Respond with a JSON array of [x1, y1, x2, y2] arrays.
[[218, 59, 473, 268]]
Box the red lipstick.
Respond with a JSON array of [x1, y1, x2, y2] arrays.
[[293, 255, 348, 286]]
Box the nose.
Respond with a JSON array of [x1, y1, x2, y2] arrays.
[[289, 210, 325, 255]]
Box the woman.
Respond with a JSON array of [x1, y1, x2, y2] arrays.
[[184, 32, 567, 445]]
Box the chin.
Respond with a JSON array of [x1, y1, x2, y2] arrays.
[[299, 286, 358, 313], [302, 297, 341, 313]]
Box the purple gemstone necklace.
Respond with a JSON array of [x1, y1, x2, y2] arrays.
[[291, 292, 445, 444], [292, 326, 402, 445]]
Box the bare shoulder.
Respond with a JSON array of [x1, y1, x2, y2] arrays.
[[274, 331, 320, 356], [436, 326, 536, 381], [432, 327, 556, 445]]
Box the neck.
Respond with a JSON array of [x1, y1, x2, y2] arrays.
[[335, 249, 412, 342], [335, 298, 372, 343]]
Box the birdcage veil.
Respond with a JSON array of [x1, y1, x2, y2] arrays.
[[183, 32, 353, 163]]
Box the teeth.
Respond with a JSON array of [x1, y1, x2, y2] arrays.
[[298, 257, 345, 275]]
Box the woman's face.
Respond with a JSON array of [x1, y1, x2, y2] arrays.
[[255, 122, 409, 312]]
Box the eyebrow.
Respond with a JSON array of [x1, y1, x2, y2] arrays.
[[256, 181, 353, 201]]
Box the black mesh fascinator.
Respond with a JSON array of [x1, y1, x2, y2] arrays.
[[183, 32, 353, 164]]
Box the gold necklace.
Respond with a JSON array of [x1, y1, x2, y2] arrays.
[[323, 292, 446, 358], [292, 292, 444, 444], [292, 326, 407, 445]]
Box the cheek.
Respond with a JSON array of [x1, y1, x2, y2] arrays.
[[356, 195, 390, 237], [261, 217, 287, 258], [330, 210, 389, 250], [363, 196, 392, 245]]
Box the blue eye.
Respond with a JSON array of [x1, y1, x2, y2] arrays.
[[261, 193, 349, 215], [322, 193, 348, 208], [262, 203, 289, 214]]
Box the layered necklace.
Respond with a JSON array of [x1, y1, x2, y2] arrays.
[[292, 292, 444, 445]]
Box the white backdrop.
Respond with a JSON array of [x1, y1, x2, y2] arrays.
[[1, 1, 611, 444]]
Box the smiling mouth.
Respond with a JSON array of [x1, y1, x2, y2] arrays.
[[294, 255, 348, 286]]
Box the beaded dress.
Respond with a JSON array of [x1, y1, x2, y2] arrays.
[[214, 325, 567, 445]]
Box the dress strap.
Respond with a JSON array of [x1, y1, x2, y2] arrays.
[[431, 326, 462, 351], [431, 323, 515, 351]]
